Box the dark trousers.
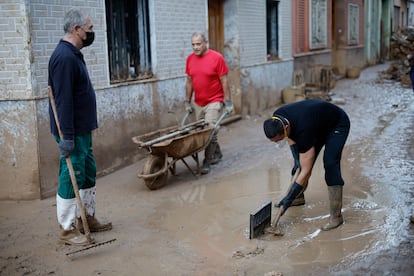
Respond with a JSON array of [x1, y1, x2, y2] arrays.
[[315, 112, 350, 186]]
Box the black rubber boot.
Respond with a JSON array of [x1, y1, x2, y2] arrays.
[[200, 142, 217, 174], [210, 142, 222, 164], [200, 159, 211, 174], [321, 185, 344, 231]]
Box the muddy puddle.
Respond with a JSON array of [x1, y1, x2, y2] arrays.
[[146, 155, 390, 274], [0, 63, 413, 275], [114, 63, 414, 275]]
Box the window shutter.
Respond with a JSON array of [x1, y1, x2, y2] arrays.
[[296, 0, 306, 54]]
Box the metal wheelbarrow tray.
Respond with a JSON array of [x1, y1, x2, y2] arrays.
[[132, 112, 227, 190]]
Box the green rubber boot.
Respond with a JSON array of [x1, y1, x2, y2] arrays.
[[321, 185, 344, 231]]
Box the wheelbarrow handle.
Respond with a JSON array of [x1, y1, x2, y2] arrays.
[[214, 110, 229, 130], [204, 110, 229, 147], [180, 111, 192, 129], [137, 119, 207, 148]]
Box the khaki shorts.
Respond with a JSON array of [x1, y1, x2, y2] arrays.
[[194, 101, 223, 126]]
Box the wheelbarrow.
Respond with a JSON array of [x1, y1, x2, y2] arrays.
[[132, 111, 229, 190]]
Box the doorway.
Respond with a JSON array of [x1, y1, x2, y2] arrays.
[[208, 0, 224, 54]]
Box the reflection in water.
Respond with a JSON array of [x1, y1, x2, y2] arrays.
[[289, 229, 321, 249], [337, 228, 380, 241], [303, 214, 330, 222], [267, 167, 280, 190]]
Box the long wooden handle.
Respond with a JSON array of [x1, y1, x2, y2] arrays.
[[271, 168, 301, 227], [48, 87, 92, 242], [271, 206, 284, 228]]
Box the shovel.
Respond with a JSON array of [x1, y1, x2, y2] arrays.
[[265, 168, 301, 235], [249, 168, 300, 239], [48, 87, 115, 256]]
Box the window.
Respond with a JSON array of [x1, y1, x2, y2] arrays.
[[266, 0, 279, 60], [105, 0, 152, 83], [348, 4, 359, 45], [309, 0, 327, 49], [393, 6, 400, 32], [295, 0, 306, 54]]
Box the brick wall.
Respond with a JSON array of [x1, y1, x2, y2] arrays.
[[0, 1, 31, 99], [152, 0, 207, 79], [28, 1, 107, 94]]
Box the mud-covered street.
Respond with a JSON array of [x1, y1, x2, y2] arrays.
[[0, 63, 413, 275]]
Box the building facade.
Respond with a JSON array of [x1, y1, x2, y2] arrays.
[[291, 0, 367, 78], [0, 0, 404, 200], [393, 0, 409, 30], [0, 0, 294, 199]]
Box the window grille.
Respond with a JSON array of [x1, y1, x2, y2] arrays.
[[105, 0, 152, 83], [266, 0, 279, 60]]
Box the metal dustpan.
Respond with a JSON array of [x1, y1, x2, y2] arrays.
[[249, 169, 300, 239], [249, 201, 272, 239]]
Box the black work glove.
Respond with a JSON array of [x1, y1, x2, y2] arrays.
[[58, 139, 75, 158], [276, 182, 303, 216], [290, 144, 300, 176]]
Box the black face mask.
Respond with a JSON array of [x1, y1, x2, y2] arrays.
[[82, 31, 95, 47]]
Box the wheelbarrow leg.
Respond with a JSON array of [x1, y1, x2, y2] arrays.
[[180, 157, 198, 177], [191, 153, 201, 175], [169, 162, 177, 176]]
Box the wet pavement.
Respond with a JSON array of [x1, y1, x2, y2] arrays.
[[0, 63, 413, 275], [323, 64, 414, 275]]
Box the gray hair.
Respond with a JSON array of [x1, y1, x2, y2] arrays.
[[191, 31, 208, 42], [63, 9, 86, 34]]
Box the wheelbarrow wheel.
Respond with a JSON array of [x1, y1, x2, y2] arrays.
[[142, 155, 168, 190]]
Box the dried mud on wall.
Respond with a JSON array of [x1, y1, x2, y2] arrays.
[[0, 101, 40, 200]]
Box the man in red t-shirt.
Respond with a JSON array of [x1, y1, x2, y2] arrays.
[[185, 32, 234, 174]]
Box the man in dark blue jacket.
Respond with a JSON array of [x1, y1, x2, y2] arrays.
[[263, 99, 350, 231], [49, 9, 111, 246]]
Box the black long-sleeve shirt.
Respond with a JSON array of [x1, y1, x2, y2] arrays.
[[274, 99, 349, 153], [48, 40, 97, 139]]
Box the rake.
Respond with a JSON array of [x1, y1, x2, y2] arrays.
[[48, 87, 116, 256]]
